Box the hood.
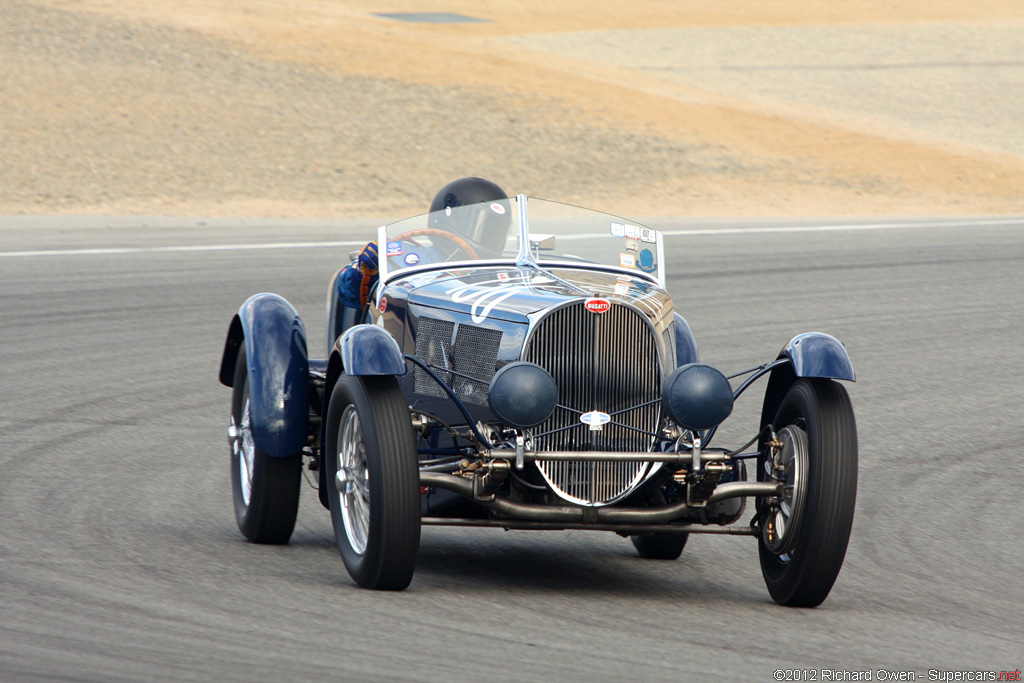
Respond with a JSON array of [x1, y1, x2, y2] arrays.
[[390, 265, 673, 325]]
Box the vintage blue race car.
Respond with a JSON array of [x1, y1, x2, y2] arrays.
[[218, 180, 858, 606]]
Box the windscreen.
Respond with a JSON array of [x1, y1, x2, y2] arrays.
[[523, 198, 663, 283], [379, 195, 663, 285], [380, 197, 520, 275]]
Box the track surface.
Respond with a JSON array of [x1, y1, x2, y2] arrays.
[[1, 217, 1022, 680]]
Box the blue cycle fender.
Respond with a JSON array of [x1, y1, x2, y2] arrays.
[[335, 324, 407, 376], [780, 332, 855, 381], [220, 293, 309, 458], [674, 313, 699, 367]]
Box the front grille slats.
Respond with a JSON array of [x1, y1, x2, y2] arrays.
[[524, 302, 661, 505]]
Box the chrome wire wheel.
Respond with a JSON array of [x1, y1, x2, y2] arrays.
[[234, 398, 256, 507], [325, 373, 420, 590], [228, 345, 301, 544], [336, 405, 370, 555], [762, 425, 808, 559]]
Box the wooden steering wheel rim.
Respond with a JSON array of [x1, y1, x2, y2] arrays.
[[392, 228, 479, 261]]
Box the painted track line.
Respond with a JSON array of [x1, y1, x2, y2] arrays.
[[0, 217, 1020, 259], [0, 240, 365, 259], [658, 216, 1023, 237]]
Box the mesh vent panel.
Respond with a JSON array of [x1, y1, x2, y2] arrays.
[[413, 317, 455, 398], [663, 325, 677, 370], [452, 325, 503, 406]]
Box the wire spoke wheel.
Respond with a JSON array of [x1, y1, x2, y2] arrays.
[[337, 405, 370, 555], [761, 425, 808, 558], [757, 378, 858, 607], [325, 373, 420, 590], [234, 398, 256, 506], [229, 346, 302, 544]]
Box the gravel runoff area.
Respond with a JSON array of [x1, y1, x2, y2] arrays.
[[2, 0, 1024, 218], [0, 1, 752, 218]]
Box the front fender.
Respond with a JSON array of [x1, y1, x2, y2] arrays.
[[220, 293, 309, 458], [760, 332, 854, 435], [318, 323, 406, 509], [334, 324, 407, 376], [780, 332, 855, 381], [674, 313, 699, 366]]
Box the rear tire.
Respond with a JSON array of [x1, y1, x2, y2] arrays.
[[325, 374, 420, 590], [630, 490, 688, 560], [757, 379, 857, 607], [229, 347, 302, 544]]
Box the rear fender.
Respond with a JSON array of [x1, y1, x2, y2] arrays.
[[219, 293, 309, 458]]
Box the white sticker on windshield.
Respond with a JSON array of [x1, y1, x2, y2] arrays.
[[619, 253, 636, 268], [640, 228, 657, 243], [624, 224, 641, 239], [610, 222, 626, 237]]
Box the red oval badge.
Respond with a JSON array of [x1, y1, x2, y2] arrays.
[[379, 297, 388, 313], [584, 298, 611, 314]]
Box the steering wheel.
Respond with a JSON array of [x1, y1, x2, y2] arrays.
[[392, 228, 479, 261]]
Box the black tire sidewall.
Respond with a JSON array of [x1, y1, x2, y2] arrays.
[[324, 374, 420, 589], [630, 488, 688, 559], [230, 346, 301, 544], [758, 378, 858, 606]]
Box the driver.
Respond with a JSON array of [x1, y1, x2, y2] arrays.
[[336, 177, 511, 309]]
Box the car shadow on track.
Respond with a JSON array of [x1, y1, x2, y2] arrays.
[[408, 530, 763, 603]]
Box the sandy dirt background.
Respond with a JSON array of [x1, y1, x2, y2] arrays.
[[2, 0, 1023, 218]]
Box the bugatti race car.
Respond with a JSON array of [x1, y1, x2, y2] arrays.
[[218, 179, 858, 607]]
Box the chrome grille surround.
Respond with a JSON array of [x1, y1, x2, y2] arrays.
[[523, 301, 664, 506]]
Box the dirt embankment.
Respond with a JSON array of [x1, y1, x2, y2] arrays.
[[3, 0, 1023, 218]]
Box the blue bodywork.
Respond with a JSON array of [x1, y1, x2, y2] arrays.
[[336, 324, 408, 376], [758, 332, 855, 439], [674, 313, 699, 366], [219, 293, 310, 459], [780, 332, 855, 381]]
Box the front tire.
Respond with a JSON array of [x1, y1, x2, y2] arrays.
[[229, 347, 302, 544], [757, 378, 858, 607], [325, 374, 420, 590]]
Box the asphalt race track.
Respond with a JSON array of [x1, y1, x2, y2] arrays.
[[1, 216, 1022, 681]]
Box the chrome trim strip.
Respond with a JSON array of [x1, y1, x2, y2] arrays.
[[515, 193, 534, 267]]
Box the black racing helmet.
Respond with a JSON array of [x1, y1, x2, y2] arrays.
[[429, 177, 512, 255]]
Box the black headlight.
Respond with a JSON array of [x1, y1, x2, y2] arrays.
[[661, 363, 734, 431], [488, 362, 558, 429]]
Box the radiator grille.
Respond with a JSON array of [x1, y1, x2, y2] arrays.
[[413, 316, 501, 406], [523, 302, 662, 505]]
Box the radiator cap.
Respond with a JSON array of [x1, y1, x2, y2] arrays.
[[662, 363, 734, 431], [488, 362, 558, 429]]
